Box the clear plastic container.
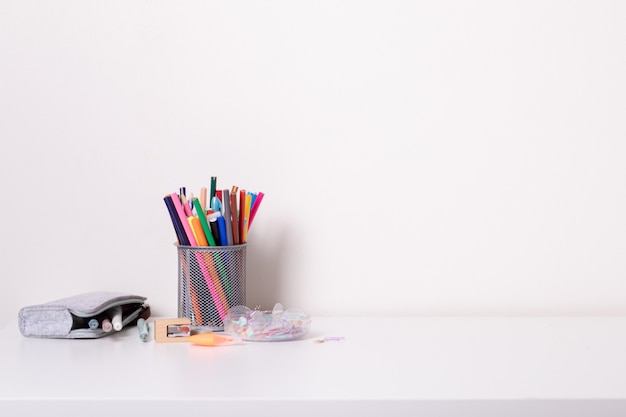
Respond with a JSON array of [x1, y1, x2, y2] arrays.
[[223, 303, 311, 341]]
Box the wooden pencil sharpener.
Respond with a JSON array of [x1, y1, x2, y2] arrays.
[[154, 318, 191, 343]]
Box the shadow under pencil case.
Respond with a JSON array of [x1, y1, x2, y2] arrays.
[[18, 291, 150, 339]]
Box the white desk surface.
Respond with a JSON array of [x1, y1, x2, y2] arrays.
[[2, 316, 626, 417]]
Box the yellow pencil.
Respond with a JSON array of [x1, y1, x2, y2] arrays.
[[243, 194, 252, 243]]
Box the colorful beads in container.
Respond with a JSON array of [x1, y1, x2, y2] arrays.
[[223, 303, 311, 341]]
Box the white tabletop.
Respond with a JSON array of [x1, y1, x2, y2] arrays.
[[2, 316, 626, 416]]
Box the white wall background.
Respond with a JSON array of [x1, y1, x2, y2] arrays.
[[1, 0, 625, 328]]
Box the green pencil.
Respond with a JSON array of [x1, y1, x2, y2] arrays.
[[193, 198, 216, 246], [210, 176, 217, 205]]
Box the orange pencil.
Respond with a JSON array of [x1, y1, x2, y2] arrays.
[[188, 217, 208, 246]]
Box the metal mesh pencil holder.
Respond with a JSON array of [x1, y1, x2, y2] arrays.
[[176, 244, 247, 330]]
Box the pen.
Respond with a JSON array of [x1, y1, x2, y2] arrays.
[[248, 191, 264, 230], [249, 192, 257, 212], [217, 215, 228, 246], [111, 306, 123, 331], [210, 177, 217, 204], [208, 211, 222, 246], [137, 318, 149, 342], [102, 318, 113, 332], [210, 196, 221, 213]]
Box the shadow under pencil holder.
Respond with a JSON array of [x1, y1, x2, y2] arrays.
[[176, 244, 247, 331]]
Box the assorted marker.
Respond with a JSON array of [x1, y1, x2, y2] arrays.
[[164, 178, 264, 247], [70, 305, 150, 334]]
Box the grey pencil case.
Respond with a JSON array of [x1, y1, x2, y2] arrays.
[[18, 291, 150, 339]]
